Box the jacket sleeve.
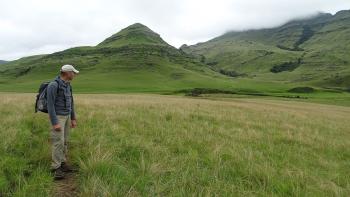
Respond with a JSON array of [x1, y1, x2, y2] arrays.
[[70, 95, 76, 120], [47, 82, 59, 126]]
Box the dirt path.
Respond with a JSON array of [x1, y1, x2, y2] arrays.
[[52, 171, 79, 197]]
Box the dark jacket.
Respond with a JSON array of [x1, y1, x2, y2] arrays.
[[47, 76, 76, 126]]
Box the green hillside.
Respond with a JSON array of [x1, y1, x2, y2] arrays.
[[0, 18, 349, 103], [181, 10, 350, 91], [0, 60, 8, 65], [0, 23, 239, 93]]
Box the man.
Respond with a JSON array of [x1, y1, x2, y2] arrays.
[[47, 64, 79, 180]]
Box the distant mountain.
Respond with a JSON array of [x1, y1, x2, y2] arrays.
[[0, 23, 233, 93], [181, 10, 350, 90], [0, 60, 8, 65]]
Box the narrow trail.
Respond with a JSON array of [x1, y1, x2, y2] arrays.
[[52, 169, 79, 197]]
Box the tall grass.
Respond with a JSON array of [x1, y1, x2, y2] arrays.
[[1, 93, 350, 196], [0, 93, 52, 196]]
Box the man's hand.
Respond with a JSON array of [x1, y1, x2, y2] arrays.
[[71, 119, 77, 128], [53, 124, 62, 132]]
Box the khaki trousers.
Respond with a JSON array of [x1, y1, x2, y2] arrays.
[[50, 115, 71, 170]]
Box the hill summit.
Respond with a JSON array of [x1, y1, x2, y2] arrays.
[[97, 23, 169, 47]]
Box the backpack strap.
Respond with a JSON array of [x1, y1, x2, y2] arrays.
[[54, 79, 60, 95]]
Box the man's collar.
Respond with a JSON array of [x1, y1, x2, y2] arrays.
[[57, 76, 70, 85]]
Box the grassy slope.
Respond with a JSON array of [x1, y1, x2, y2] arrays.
[[302, 11, 350, 88], [0, 23, 301, 96], [181, 10, 350, 90], [0, 50, 293, 94], [1, 93, 349, 196], [0, 22, 349, 102]]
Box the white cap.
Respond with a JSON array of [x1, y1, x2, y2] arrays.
[[60, 64, 79, 74]]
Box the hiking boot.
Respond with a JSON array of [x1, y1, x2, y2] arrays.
[[53, 166, 65, 180], [61, 162, 76, 173]]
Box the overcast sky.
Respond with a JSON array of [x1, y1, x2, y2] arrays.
[[1, 0, 350, 61]]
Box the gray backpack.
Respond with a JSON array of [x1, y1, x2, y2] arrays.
[[35, 80, 59, 113]]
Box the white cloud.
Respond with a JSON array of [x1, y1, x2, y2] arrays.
[[0, 0, 349, 60]]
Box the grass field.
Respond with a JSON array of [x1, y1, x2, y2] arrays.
[[0, 93, 349, 196]]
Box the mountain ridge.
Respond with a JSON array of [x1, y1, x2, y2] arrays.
[[181, 9, 350, 90]]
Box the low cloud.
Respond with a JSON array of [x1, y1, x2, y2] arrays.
[[0, 0, 349, 60]]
